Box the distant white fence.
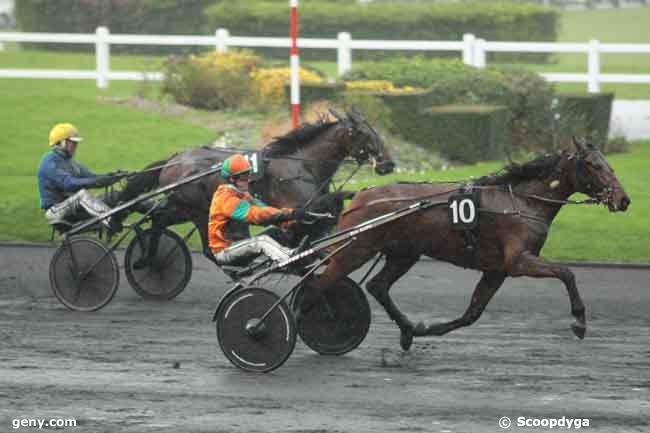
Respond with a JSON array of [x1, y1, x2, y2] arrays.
[[1, 27, 650, 93]]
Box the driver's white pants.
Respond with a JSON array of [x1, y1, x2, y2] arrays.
[[45, 189, 112, 226], [214, 235, 292, 266]]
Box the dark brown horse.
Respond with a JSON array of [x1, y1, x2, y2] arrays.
[[119, 109, 394, 262], [311, 138, 630, 350]]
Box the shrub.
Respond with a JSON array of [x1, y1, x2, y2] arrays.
[[345, 80, 419, 93], [206, 1, 558, 62], [424, 67, 556, 154], [285, 83, 346, 108], [352, 62, 557, 155], [340, 94, 394, 131], [495, 68, 556, 154], [252, 67, 322, 107], [343, 58, 474, 88], [162, 50, 261, 110], [555, 93, 615, 152]]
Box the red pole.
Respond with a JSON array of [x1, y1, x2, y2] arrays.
[[290, 0, 300, 128]]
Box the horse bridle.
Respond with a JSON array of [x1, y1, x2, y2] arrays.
[[571, 149, 618, 207], [345, 119, 391, 172]]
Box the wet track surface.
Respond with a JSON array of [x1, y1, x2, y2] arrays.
[[1, 246, 648, 432]]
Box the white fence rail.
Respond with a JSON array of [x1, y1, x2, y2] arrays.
[[1, 27, 650, 92]]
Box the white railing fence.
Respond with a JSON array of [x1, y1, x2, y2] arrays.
[[1, 27, 650, 92]]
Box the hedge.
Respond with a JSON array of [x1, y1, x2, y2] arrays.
[[15, 0, 212, 53], [206, 1, 558, 62], [286, 83, 345, 108], [420, 105, 510, 163], [343, 58, 475, 88], [556, 93, 614, 151]]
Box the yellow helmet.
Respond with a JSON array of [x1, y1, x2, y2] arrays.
[[48, 123, 83, 147]]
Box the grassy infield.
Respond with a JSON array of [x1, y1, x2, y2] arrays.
[[0, 8, 648, 262]]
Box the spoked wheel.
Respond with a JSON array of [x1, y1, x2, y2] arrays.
[[49, 236, 119, 312], [216, 288, 296, 373], [124, 228, 192, 300], [292, 276, 371, 355]]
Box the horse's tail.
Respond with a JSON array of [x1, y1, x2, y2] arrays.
[[119, 158, 170, 202]]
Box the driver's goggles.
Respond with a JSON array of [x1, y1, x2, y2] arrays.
[[232, 173, 251, 182]]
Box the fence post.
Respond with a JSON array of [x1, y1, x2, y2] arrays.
[[337, 32, 352, 76], [216, 28, 229, 53], [95, 27, 110, 89], [474, 38, 486, 68], [588, 39, 601, 93], [462, 33, 475, 66]]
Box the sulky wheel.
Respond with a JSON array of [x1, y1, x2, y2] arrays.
[[124, 228, 192, 300], [49, 236, 119, 312], [292, 276, 371, 356], [216, 287, 296, 373]]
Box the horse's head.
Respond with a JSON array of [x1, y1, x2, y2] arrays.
[[570, 137, 630, 212], [329, 107, 395, 175]]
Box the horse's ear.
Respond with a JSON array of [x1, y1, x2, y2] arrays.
[[347, 106, 364, 124], [572, 136, 586, 152], [328, 108, 346, 123]]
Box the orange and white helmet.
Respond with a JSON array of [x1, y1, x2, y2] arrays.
[[221, 154, 252, 179]]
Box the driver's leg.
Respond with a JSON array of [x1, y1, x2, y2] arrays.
[[215, 235, 292, 266], [45, 189, 116, 231], [77, 189, 112, 218], [45, 190, 88, 225], [254, 235, 293, 262]]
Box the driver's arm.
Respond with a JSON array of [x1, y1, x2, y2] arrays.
[[221, 195, 291, 225], [76, 162, 96, 178], [45, 159, 98, 193]]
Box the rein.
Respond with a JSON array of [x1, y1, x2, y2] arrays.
[[341, 181, 601, 224], [121, 151, 361, 179], [303, 163, 363, 209]]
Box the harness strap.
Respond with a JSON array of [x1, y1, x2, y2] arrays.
[[341, 187, 458, 216]]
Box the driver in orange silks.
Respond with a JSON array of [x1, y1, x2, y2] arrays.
[[208, 154, 305, 266]]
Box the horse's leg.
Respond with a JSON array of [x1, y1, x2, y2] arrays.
[[133, 203, 186, 269], [300, 247, 374, 315], [420, 271, 506, 337], [365, 254, 420, 351], [189, 212, 219, 266], [507, 252, 587, 339]]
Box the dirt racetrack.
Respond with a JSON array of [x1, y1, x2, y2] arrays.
[[1, 245, 648, 432]]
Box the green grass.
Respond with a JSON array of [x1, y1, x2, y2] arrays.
[[0, 78, 214, 242], [1, 8, 649, 261], [0, 43, 165, 71]]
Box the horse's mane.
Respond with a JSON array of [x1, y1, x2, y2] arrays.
[[475, 152, 565, 186], [263, 118, 337, 158]]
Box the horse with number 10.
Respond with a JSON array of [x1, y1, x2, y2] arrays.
[[306, 138, 631, 350]]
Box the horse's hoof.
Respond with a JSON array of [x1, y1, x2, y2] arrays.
[[413, 321, 426, 336], [571, 322, 587, 339], [400, 326, 414, 351]]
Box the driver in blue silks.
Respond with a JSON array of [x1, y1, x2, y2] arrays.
[[38, 123, 122, 230]]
